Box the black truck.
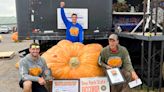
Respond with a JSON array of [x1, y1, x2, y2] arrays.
[[16, 0, 113, 49]]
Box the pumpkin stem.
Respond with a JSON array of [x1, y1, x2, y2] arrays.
[[69, 57, 80, 68]]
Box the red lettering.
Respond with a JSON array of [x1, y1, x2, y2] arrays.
[[82, 86, 99, 92]]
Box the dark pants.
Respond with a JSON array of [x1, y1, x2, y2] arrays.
[[19, 80, 48, 92], [110, 69, 132, 92]]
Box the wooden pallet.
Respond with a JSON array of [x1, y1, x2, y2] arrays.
[[0, 51, 15, 59]]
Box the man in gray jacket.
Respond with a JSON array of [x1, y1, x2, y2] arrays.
[[19, 43, 50, 92], [99, 34, 138, 92]]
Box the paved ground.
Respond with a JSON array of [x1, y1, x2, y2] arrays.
[[0, 33, 163, 92], [0, 33, 32, 92]]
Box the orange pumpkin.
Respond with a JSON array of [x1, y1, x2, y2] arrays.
[[107, 57, 122, 67], [0, 35, 2, 41], [15, 62, 19, 69], [42, 40, 104, 79], [11, 32, 18, 42]]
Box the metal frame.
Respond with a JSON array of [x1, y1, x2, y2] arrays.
[[131, 0, 164, 91], [130, 0, 163, 33], [141, 0, 164, 92], [117, 0, 163, 92]]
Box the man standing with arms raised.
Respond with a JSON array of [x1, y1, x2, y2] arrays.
[[60, 1, 84, 43]]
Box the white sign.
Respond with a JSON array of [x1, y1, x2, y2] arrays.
[[128, 78, 142, 88], [80, 77, 110, 92], [57, 8, 88, 29], [106, 68, 125, 85], [52, 80, 79, 92]]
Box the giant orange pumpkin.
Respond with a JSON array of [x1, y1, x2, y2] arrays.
[[11, 32, 18, 42], [42, 40, 105, 79]]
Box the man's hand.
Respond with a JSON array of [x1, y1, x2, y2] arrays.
[[60, 2, 65, 8], [38, 77, 46, 85], [131, 71, 138, 80]]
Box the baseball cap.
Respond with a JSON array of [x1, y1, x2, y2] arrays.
[[108, 34, 118, 41]]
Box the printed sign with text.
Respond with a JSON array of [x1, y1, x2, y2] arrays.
[[80, 77, 110, 92], [52, 79, 79, 92]]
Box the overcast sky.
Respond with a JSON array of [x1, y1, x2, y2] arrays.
[[0, 0, 16, 17]]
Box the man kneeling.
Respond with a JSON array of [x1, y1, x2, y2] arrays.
[[19, 43, 50, 92]]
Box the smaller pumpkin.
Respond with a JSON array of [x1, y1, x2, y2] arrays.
[[15, 62, 19, 69], [11, 32, 18, 42], [0, 35, 2, 42], [107, 57, 122, 67]]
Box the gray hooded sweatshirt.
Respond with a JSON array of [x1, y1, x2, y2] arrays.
[[19, 54, 50, 82]]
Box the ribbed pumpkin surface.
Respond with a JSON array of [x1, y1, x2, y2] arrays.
[[42, 40, 105, 79]]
